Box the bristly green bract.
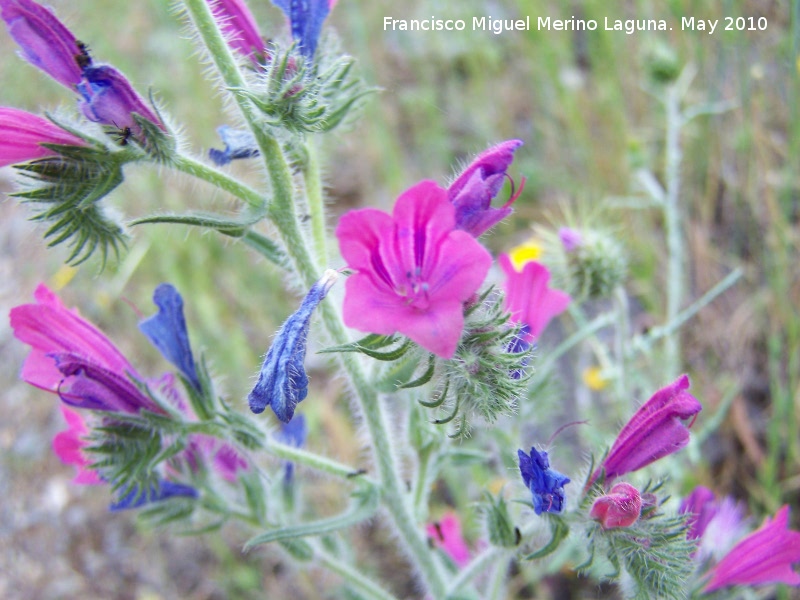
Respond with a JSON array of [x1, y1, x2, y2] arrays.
[[585, 512, 697, 600], [437, 288, 533, 438]]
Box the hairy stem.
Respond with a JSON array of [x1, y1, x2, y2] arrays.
[[663, 82, 685, 379], [182, 3, 446, 594], [172, 153, 265, 209], [304, 140, 328, 267]]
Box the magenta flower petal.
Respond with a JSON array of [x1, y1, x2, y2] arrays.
[[591, 375, 702, 485], [10, 284, 138, 392], [448, 140, 523, 237], [703, 505, 800, 592], [336, 180, 492, 358], [208, 0, 265, 60], [499, 253, 571, 342], [0, 107, 85, 167], [0, 0, 84, 88], [52, 406, 102, 485], [427, 512, 471, 568], [679, 485, 717, 541]]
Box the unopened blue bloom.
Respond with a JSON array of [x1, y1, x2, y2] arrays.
[[209, 125, 259, 166], [110, 480, 198, 511], [277, 413, 307, 483], [518, 447, 570, 515], [249, 270, 338, 422], [139, 284, 201, 392], [271, 0, 335, 59]]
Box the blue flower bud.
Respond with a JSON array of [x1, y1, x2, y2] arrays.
[[139, 284, 201, 392], [248, 270, 338, 422]]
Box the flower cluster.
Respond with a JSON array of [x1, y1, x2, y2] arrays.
[[1, 0, 165, 147], [10, 284, 246, 509]]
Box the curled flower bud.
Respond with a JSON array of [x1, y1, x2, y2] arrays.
[[590, 482, 643, 529], [248, 270, 338, 422], [448, 140, 524, 237], [0, 107, 85, 167]]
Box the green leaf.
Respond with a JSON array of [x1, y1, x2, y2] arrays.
[[319, 334, 412, 361], [243, 485, 379, 551], [523, 515, 570, 560]]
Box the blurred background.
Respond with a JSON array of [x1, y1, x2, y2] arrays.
[[0, 0, 798, 598]]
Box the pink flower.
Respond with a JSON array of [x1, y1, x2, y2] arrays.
[[590, 482, 642, 529], [499, 254, 571, 343], [336, 180, 492, 358], [589, 375, 701, 487], [52, 406, 102, 485], [427, 512, 471, 568], [703, 505, 800, 593], [0, 107, 85, 167], [207, 0, 265, 61], [9, 284, 162, 413], [448, 140, 524, 237]]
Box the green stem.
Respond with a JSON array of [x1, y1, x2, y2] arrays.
[[317, 301, 448, 597], [305, 140, 328, 267], [536, 311, 616, 380], [613, 286, 630, 401], [446, 546, 504, 598], [172, 153, 265, 209], [629, 268, 743, 356], [268, 439, 376, 484], [315, 545, 401, 600], [663, 82, 684, 379]]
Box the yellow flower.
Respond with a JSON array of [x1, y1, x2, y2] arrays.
[[49, 265, 77, 290], [582, 366, 609, 391], [508, 240, 543, 270]]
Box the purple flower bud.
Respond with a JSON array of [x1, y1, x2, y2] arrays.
[[207, 0, 266, 61], [139, 284, 201, 392], [271, 0, 336, 59], [518, 446, 570, 515], [448, 140, 524, 237], [558, 227, 583, 253], [78, 64, 165, 140], [0, 0, 84, 88], [590, 482, 643, 529], [248, 270, 338, 422], [0, 107, 85, 167], [589, 375, 701, 487]]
